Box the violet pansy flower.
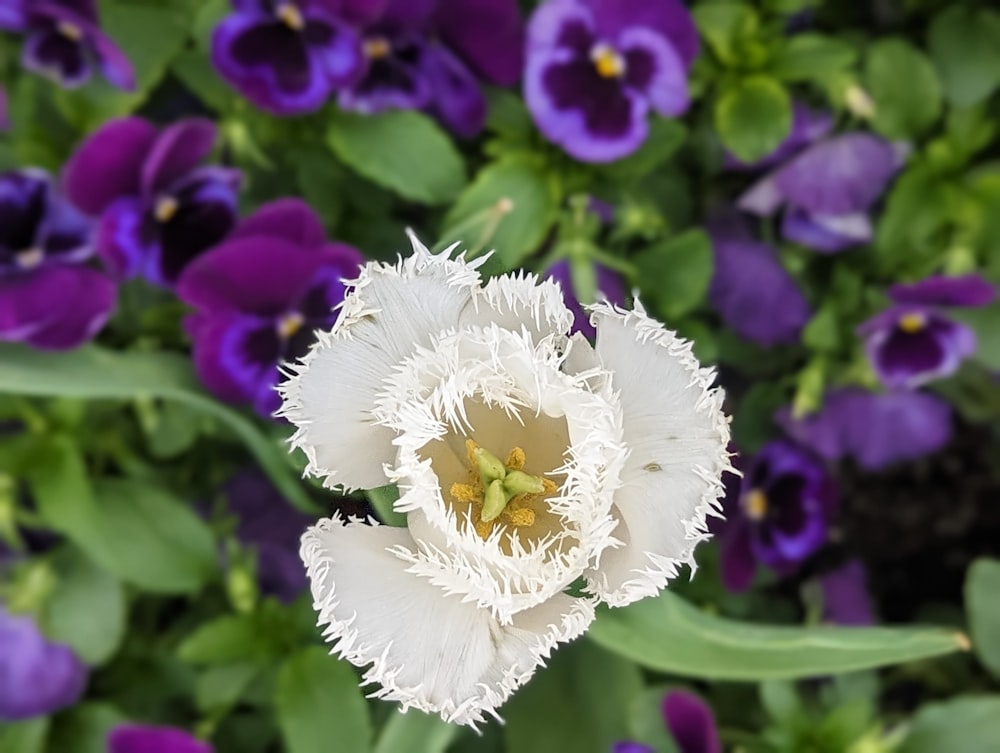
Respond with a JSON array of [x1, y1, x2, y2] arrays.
[[211, 0, 365, 115], [108, 724, 212, 753], [62, 117, 240, 287], [724, 100, 832, 172], [858, 274, 996, 388], [0, 0, 134, 90], [338, 0, 524, 137], [614, 690, 721, 753], [0, 605, 88, 720], [524, 0, 698, 162], [0, 169, 116, 350], [545, 257, 627, 339], [177, 198, 363, 417]]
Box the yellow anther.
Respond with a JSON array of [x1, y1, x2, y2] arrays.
[[276, 3, 305, 31], [591, 43, 625, 79], [744, 488, 768, 520], [154, 196, 179, 223], [364, 37, 392, 59], [541, 478, 557, 495], [449, 482, 479, 504], [57, 21, 83, 41], [276, 311, 305, 339], [17, 247, 44, 270], [504, 507, 536, 528], [898, 312, 926, 334], [474, 519, 493, 540], [506, 447, 526, 471]]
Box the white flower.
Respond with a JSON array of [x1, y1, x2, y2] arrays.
[[279, 233, 732, 727]]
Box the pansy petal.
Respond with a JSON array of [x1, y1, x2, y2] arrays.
[[719, 521, 756, 592], [229, 197, 327, 248], [619, 26, 689, 117], [0, 267, 74, 341], [585, 0, 699, 68], [279, 235, 485, 491], [21, 29, 91, 88], [301, 516, 595, 726], [820, 560, 875, 626], [423, 45, 487, 137], [62, 117, 157, 215], [725, 101, 832, 171], [188, 310, 278, 405], [583, 302, 731, 606], [662, 690, 722, 753], [108, 725, 211, 753], [614, 744, 655, 753], [96, 196, 151, 278], [781, 208, 872, 253], [141, 118, 217, 198], [26, 267, 116, 350], [888, 274, 996, 308], [736, 173, 784, 216], [435, 0, 524, 85]]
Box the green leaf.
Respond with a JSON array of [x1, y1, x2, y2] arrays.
[[366, 485, 406, 527], [966, 558, 1000, 678], [195, 663, 260, 712], [601, 119, 687, 180], [46, 703, 128, 753], [927, 7, 1000, 108], [276, 647, 371, 753], [801, 301, 842, 352], [0, 343, 315, 513], [178, 613, 278, 665], [504, 640, 642, 753], [374, 711, 458, 753], [627, 686, 680, 753], [692, 4, 760, 66], [714, 75, 792, 163], [950, 303, 1000, 372], [441, 157, 559, 268], [327, 110, 465, 204], [172, 51, 241, 112], [900, 697, 1000, 753], [0, 718, 48, 753], [865, 38, 943, 139], [588, 591, 966, 680], [769, 34, 857, 83], [46, 547, 126, 665], [634, 229, 714, 320]]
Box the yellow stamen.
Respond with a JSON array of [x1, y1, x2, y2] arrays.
[[506, 446, 526, 471], [57, 21, 83, 41], [504, 507, 536, 527], [154, 196, 179, 223], [591, 43, 625, 79], [276, 311, 305, 340], [745, 488, 768, 520], [17, 247, 44, 270], [364, 37, 392, 60], [449, 483, 479, 504], [898, 312, 925, 334], [276, 3, 305, 31]]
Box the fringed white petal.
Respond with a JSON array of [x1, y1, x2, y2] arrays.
[[279, 233, 486, 491], [301, 516, 595, 727], [469, 272, 574, 347], [583, 301, 732, 607]]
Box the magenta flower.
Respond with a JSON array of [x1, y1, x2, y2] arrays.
[[177, 198, 363, 417], [545, 257, 627, 339], [108, 725, 212, 753], [62, 117, 240, 287], [858, 274, 996, 388], [524, 0, 698, 162], [614, 690, 721, 753], [0, 168, 116, 350], [0, 0, 134, 90]]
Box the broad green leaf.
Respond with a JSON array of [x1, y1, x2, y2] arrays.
[[366, 485, 406, 527], [692, 4, 760, 66], [634, 229, 714, 320], [374, 711, 458, 753], [504, 640, 642, 753], [927, 7, 1000, 107], [276, 647, 371, 753], [172, 51, 241, 113], [900, 697, 1000, 753], [179, 614, 275, 665], [966, 558, 1000, 677], [328, 110, 465, 204], [802, 301, 842, 352], [441, 157, 559, 268], [601, 119, 687, 180], [714, 75, 792, 163], [46, 703, 128, 753], [950, 304, 1000, 372], [0, 344, 315, 513], [0, 717, 48, 753], [769, 34, 857, 82], [627, 686, 680, 753], [865, 38, 942, 139], [588, 591, 965, 680], [46, 547, 126, 665], [195, 663, 260, 712]]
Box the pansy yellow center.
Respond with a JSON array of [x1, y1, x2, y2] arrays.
[[154, 196, 179, 223], [897, 312, 925, 334], [276, 2, 305, 31], [744, 488, 768, 520], [16, 247, 44, 270], [57, 21, 83, 41], [364, 37, 392, 60], [277, 311, 305, 339], [590, 43, 625, 79]]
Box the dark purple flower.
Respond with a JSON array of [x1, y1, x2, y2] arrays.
[[524, 0, 697, 162], [615, 690, 721, 753], [0, 0, 134, 90], [739, 133, 900, 253], [716, 441, 834, 591], [62, 117, 240, 287], [0, 168, 116, 349], [858, 274, 995, 388], [820, 560, 875, 626], [775, 388, 954, 471], [724, 100, 832, 172], [177, 198, 363, 417], [223, 467, 312, 602], [108, 724, 212, 753], [337, 0, 523, 137], [211, 0, 365, 115], [545, 257, 627, 339], [0, 605, 88, 720], [707, 212, 810, 346]]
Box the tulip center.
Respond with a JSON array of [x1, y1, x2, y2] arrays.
[[744, 488, 768, 520], [363, 37, 392, 60], [276, 3, 305, 31], [276, 311, 305, 340], [590, 43, 625, 79], [16, 247, 44, 270], [154, 195, 180, 223], [897, 312, 926, 334], [57, 21, 83, 41]]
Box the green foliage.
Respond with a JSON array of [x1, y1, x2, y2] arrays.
[[374, 711, 459, 753], [966, 558, 1000, 678], [714, 75, 792, 163], [865, 38, 943, 139], [927, 7, 1000, 108], [900, 697, 1000, 753], [633, 229, 714, 320]]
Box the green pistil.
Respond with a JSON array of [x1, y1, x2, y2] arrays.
[[473, 446, 548, 523]]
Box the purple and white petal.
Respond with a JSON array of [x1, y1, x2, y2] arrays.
[[781, 208, 872, 253], [619, 25, 689, 117]]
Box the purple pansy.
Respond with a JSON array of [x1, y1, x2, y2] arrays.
[[0, 168, 116, 350], [775, 388, 954, 471], [62, 117, 240, 287], [211, 0, 365, 115], [707, 211, 810, 346], [738, 133, 900, 253], [0, 605, 88, 720], [223, 468, 312, 602], [108, 724, 212, 753], [177, 198, 363, 417], [858, 274, 996, 388], [545, 257, 627, 339], [614, 690, 721, 753], [337, 0, 524, 137], [820, 560, 875, 626], [0, 0, 134, 90], [724, 100, 832, 172], [715, 441, 835, 592], [524, 0, 698, 162]]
